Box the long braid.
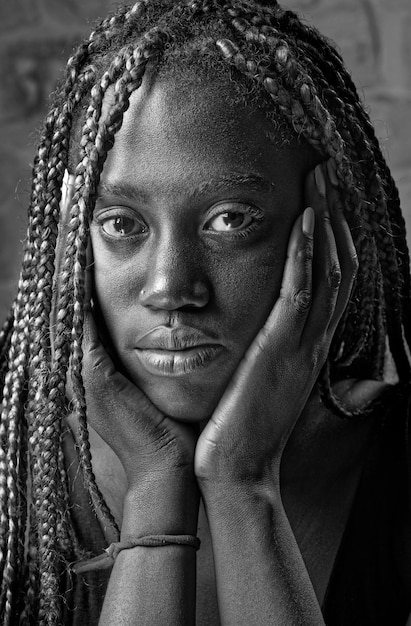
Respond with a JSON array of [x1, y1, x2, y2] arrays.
[[278, 7, 411, 364], [212, 1, 410, 413], [0, 314, 14, 378], [18, 81, 92, 624], [224, 5, 380, 372], [31, 114, 85, 624], [14, 129, 58, 622], [21, 54, 124, 622], [53, 4, 155, 539], [20, 71, 93, 621], [276, 10, 411, 376], [283, 28, 409, 376], [28, 108, 71, 624], [287, 67, 384, 374], [74, 30, 168, 526], [0, 98, 64, 621]]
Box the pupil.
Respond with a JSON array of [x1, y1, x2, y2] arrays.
[[114, 217, 131, 234], [223, 212, 243, 228]]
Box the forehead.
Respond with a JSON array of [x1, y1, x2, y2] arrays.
[[99, 72, 316, 195]]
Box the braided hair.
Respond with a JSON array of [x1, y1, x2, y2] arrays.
[[0, 0, 409, 622]]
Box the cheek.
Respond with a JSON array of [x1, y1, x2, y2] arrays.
[[91, 247, 142, 333], [211, 244, 286, 337]]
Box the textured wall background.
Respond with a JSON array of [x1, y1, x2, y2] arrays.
[[0, 0, 410, 323]]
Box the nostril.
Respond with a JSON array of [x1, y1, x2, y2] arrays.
[[139, 280, 210, 311], [179, 303, 205, 312], [192, 281, 209, 299]]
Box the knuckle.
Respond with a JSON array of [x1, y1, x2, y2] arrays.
[[305, 245, 314, 264], [253, 331, 270, 355], [292, 288, 312, 313], [328, 263, 342, 290], [303, 338, 328, 364], [350, 252, 359, 278], [323, 211, 332, 227], [297, 245, 313, 264]]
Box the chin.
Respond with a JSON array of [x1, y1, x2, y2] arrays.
[[140, 383, 222, 423], [122, 360, 227, 422], [155, 395, 214, 423]]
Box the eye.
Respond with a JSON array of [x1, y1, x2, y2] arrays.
[[101, 215, 147, 238], [204, 211, 254, 233]]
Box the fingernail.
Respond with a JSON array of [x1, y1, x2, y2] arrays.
[[314, 164, 326, 198], [302, 206, 315, 237], [326, 158, 339, 187]]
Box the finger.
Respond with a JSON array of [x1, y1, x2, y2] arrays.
[[234, 205, 314, 387], [80, 312, 165, 449], [304, 165, 341, 339], [82, 310, 119, 380], [268, 205, 315, 343], [324, 160, 359, 333], [82, 312, 154, 408]]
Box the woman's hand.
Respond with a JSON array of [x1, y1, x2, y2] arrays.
[[195, 161, 358, 490], [80, 310, 199, 489], [71, 308, 200, 542]]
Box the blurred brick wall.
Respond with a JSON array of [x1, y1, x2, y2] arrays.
[[0, 0, 410, 322]]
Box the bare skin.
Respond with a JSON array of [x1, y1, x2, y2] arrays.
[[65, 75, 396, 624]]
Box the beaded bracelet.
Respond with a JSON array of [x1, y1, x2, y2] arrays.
[[72, 535, 201, 574]]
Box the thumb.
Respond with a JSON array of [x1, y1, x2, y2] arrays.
[[65, 310, 117, 405], [82, 310, 126, 391], [81, 311, 159, 415]]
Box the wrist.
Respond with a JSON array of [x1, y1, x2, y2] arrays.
[[198, 459, 281, 501], [121, 470, 200, 540], [201, 476, 281, 520]]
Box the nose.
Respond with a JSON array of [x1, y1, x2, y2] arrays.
[[140, 240, 210, 311]]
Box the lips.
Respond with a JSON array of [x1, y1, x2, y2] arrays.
[[134, 326, 224, 376], [135, 326, 220, 350]]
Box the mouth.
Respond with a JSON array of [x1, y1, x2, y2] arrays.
[[134, 345, 224, 377], [134, 326, 224, 377]]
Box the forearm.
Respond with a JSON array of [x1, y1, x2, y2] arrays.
[[99, 472, 200, 626], [202, 482, 325, 626], [99, 544, 197, 625]]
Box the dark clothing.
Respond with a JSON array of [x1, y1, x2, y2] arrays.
[[62, 387, 411, 625], [322, 386, 411, 625]]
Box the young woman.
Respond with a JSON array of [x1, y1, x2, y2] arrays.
[[0, 0, 410, 624]]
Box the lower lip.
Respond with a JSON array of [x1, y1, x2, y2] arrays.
[[134, 346, 223, 377]]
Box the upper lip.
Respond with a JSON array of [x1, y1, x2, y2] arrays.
[[135, 326, 221, 351]]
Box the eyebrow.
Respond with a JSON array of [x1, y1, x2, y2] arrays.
[[97, 173, 275, 203], [196, 174, 275, 196]]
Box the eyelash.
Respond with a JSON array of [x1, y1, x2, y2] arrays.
[[95, 203, 264, 242], [95, 209, 147, 241], [203, 204, 264, 239]]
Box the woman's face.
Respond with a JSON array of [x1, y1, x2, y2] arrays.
[[90, 75, 315, 422]]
